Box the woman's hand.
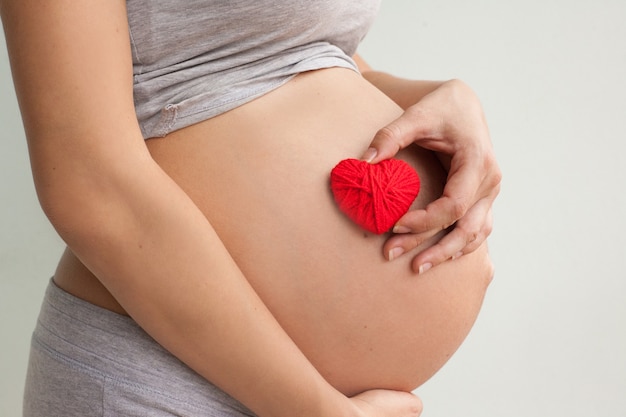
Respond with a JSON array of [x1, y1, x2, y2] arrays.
[[361, 79, 501, 274], [350, 389, 423, 417]]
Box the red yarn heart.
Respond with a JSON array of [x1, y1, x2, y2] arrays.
[[330, 158, 420, 234]]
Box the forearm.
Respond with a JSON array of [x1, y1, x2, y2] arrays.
[[361, 70, 444, 111], [42, 153, 351, 417], [352, 54, 444, 110]]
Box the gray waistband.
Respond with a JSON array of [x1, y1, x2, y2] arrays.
[[32, 279, 255, 416]]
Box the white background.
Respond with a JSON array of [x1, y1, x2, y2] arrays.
[[2, 1, 625, 415]]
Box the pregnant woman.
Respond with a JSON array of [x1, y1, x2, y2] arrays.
[[1, 1, 500, 416]]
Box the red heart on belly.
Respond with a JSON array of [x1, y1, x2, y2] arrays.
[[330, 158, 420, 234]]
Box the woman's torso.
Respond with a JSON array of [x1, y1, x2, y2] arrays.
[[55, 67, 493, 395]]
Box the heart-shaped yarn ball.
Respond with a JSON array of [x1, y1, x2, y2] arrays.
[[330, 158, 420, 234]]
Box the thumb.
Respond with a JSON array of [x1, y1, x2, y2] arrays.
[[361, 111, 426, 164]]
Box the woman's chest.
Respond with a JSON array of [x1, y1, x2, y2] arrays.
[[126, 0, 381, 69]]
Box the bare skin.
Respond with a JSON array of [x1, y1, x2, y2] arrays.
[[55, 68, 493, 395]]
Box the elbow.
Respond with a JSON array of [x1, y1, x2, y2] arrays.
[[33, 166, 130, 252], [36, 180, 104, 248]]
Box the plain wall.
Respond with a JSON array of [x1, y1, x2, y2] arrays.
[[2, 0, 625, 415]]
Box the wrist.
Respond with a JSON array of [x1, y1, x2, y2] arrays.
[[251, 371, 357, 417], [311, 384, 362, 417]]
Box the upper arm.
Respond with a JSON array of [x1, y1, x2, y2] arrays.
[[352, 53, 373, 73], [1, 0, 146, 212]]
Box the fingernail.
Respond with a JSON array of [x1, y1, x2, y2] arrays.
[[452, 251, 463, 260], [418, 263, 433, 275], [362, 147, 377, 163], [393, 225, 411, 234], [388, 247, 404, 261]]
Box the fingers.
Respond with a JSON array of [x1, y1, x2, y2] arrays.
[[361, 107, 433, 164], [388, 158, 481, 240], [410, 203, 494, 274], [385, 148, 499, 268], [350, 389, 423, 417], [385, 198, 494, 274]]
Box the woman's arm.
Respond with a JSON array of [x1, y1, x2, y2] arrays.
[[353, 54, 444, 109], [354, 54, 501, 273], [0, 2, 424, 416]]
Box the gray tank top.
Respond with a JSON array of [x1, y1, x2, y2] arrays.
[[126, 0, 381, 138]]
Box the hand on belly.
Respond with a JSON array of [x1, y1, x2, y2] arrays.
[[146, 68, 494, 394]]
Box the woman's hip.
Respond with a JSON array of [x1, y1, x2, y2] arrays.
[[23, 279, 255, 416]]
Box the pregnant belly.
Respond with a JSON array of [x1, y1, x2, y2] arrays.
[[146, 68, 493, 395]]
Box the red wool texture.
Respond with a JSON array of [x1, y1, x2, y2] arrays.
[[330, 158, 421, 234]]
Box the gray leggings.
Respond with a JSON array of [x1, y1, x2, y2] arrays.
[[23, 279, 256, 416]]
